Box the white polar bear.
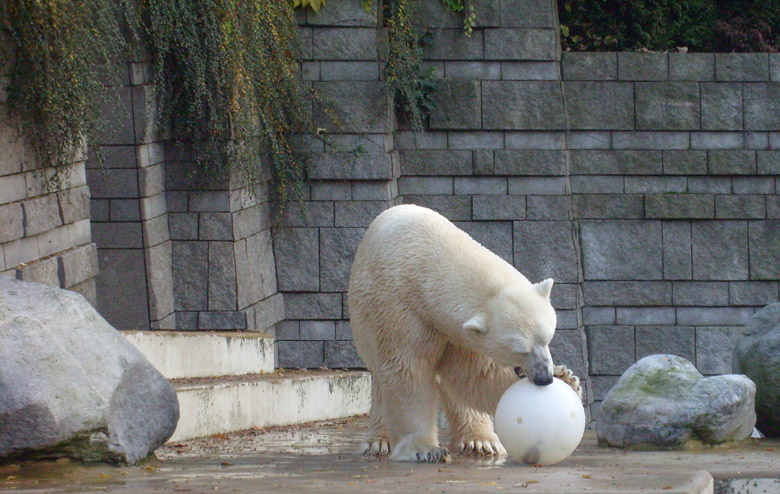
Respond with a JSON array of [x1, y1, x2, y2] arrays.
[[348, 204, 580, 462]]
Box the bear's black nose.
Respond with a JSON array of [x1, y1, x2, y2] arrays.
[[532, 373, 553, 386]]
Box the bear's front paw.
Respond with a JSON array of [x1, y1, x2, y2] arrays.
[[553, 364, 582, 400], [359, 437, 391, 457], [390, 436, 451, 463], [453, 436, 507, 457]]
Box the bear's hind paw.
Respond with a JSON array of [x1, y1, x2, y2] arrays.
[[359, 438, 391, 456], [390, 441, 451, 463]]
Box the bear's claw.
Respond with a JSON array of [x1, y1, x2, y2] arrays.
[[359, 438, 391, 456], [414, 446, 451, 463], [458, 438, 506, 456], [553, 364, 583, 400]]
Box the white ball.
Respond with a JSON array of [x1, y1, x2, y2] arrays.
[[495, 377, 585, 465]]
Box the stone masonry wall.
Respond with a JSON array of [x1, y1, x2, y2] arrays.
[[0, 31, 98, 303]]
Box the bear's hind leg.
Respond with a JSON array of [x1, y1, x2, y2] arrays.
[[359, 377, 391, 456], [441, 388, 506, 457]]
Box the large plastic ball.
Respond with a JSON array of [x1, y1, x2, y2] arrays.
[[495, 377, 585, 465]]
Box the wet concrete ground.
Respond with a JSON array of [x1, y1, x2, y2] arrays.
[[1, 416, 779, 494]]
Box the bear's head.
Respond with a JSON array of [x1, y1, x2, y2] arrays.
[[463, 278, 556, 386]]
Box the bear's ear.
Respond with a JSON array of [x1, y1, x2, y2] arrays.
[[535, 278, 554, 299], [463, 314, 487, 333]]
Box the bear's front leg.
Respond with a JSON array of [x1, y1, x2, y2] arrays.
[[443, 394, 506, 457]]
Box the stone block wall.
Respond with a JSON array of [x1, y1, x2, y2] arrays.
[[0, 31, 98, 303], [561, 51, 780, 416]]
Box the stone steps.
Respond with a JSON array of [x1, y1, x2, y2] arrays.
[[122, 331, 371, 442], [170, 371, 371, 442]]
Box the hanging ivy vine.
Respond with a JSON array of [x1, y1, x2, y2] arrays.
[[1, 0, 131, 183]]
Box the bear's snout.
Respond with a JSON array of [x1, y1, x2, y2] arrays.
[[529, 363, 554, 386], [531, 373, 553, 386]]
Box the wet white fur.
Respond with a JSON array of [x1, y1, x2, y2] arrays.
[[348, 205, 562, 462]]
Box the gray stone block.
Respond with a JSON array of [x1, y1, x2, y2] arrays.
[[561, 52, 617, 81], [274, 228, 319, 292], [730, 281, 779, 306], [402, 195, 471, 221], [142, 215, 170, 248], [233, 204, 269, 241], [166, 192, 187, 213], [663, 221, 692, 280], [677, 307, 755, 326], [189, 191, 230, 212], [394, 131, 448, 150], [67, 278, 98, 308], [169, 213, 198, 240], [733, 177, 775, 194], [416, 0, 465, 28], [173, 311, 198, 330], [690, 131, 744, 149], [3, 236, 40, 269], [669, 53, 715, 81], [692, 221, 748, 280], [235, 231, 279, 309], [398, 177, 453, 195], [501, 61, 559, 80], [23, 194, 62, 237], [208, 242, 237, 310], [145, 241, 175, 322], [199, 213, 233, 241], [254, 292, 285, 331], [572, 195, 642, 219], [549, 329, 588, 379], [284, 293, 342, 320], [336, 320, 353, 340], [587, 326, 635, 375], [583, 281, 672, 306], [716, 53, 769, 81], [37, 224, 76, 258], [96, 249, 149, 329], [454, 177, 507, 195], [550, 283, 579, 310], [612, 131, 689, 150], [769, 197, 780, 219], [58, 186, 91, 225], [0, 174, 27, 206], [618, 53, 668, 81], [569, 177, 624, 194], [454, 221, 513, 264], [556, 309, 580, 329], [514, 220, 579, 283], [351, 181, 397, 201], [280, 201, 334, 228], [663, 150, 707, 175], [311, 28, 376, 60], [569, 150, 662, 175], [625, 176, 687, 194], [310, 182, 349, 201], [448, 131, 504, 150], [277, 341, 324, 368], [772, 54, 780, 81], [566, 131, 611, 149], [716, 195, 765, 219], [504, 131, 565, 149], [745, 83, 780, 130], [484, 28, 557, 60], [57, 243, 98, 288], [645, 194, 714, 219], [708, 150, 756, 175], [494, 150, 567, 176], [400, 150, 472, 175], [91, 222, 143, 249], [563, 82, 634, 130], [482, 81, 565, 130], [591, 375, 620, 401], [581, 220, 663, 280], [325, 341, 364, 368], [701, 83, 743, 131], [308, 152, 393, 180], [276, 320, 299, 340], [423, 29, 483, 60], [758, 151, 780, 174], [335, 201, 388, 227], [320, 227, 365, 292], [635, 326, 695, 361], [636, 82, 700, 130], [313, 82, 387, 133], [16, 256, 59, 287], [473, 195, 525, 220], [749, 220, 780, 279], [688, 177, 731, 194], [696, 326, 748, 375], [445, 62, 501, 80], [0, 203, 23, 243], [92, 87, 135, 145], [583, 307, 616, 326], [616, 307, 675, 326], [109, 199, 141, 222], [673, 281, 729, 306], [430, 80, 481, 130], [198, 310, 247, 330], [527, 195, 571, 220], [745, 132, 770, 149], [300, 61, 319, 81], [300, 320, 336, 340], [86, 167, 139, 200], [306, 0, 378, 26], [500, 0, 554, 27], [507, 177, 567, 195], [171, 241, 208, 311]]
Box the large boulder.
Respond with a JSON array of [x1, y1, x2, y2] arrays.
[[0, 277, 179, 465], [733, 303, 780, 437], [597, 354, 756, 448]]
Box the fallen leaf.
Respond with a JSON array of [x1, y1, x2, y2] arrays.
[[582, 475, 592, 479]]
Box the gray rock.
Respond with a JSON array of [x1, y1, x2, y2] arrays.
[[0, 277, 179, 465], [597, 354, 756, 448], [733, 303, 780, 436]]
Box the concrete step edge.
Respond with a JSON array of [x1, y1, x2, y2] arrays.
[[122, 330, 274, 380], [169, 370, 372, 442]]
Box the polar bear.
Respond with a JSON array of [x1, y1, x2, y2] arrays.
[[348, 204, 580, 462]]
